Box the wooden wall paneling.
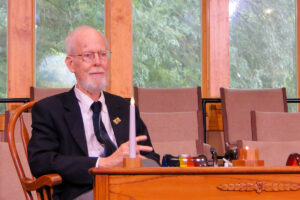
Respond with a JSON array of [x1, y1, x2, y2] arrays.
[[206, 103, 223, 130], [105, 0, 133, 98], [7, 0, 35, 103], [207, 0, 230, 97]]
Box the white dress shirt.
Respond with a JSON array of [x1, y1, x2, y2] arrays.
[[74, 87, 117, 159]]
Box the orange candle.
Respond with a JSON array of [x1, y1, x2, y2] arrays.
[[239, 146, 259, 160]]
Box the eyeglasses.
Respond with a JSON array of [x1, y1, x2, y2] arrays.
[[70, 50, 111, 63]]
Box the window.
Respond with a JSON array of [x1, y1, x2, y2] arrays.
[[35, 0, 105, 88], [0, 0, 7, 113], [133, 0, 202, 88], [230, 0, 296, 110]]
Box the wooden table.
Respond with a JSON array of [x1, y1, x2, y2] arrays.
[[90, 167, 300, 200]]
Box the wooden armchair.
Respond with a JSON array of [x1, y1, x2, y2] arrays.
[[7, 101, 62, 200]]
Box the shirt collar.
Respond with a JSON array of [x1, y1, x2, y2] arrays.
[[74, 86, 107, 113]]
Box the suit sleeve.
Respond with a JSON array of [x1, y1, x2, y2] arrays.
[[135, 106, 160, 164], [28, 101, 97, 185]]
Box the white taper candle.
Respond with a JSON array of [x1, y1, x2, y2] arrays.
[[129, 97, 136, 158]]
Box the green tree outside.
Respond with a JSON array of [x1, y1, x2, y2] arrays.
[[229, 0, 296, 110], [0, 0, 7, 113], [35, 0, 105, 88], [133, 0, 202, 88], [0, 0, 298, 113]]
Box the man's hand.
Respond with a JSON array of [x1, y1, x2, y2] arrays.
[[98, 135, 153, 167]]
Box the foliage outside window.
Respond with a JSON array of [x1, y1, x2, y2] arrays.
[[0, 0, 7, 113], [35, 0, 105, 88], [133, 0, 202, 88], [229, 0, 296, 110]]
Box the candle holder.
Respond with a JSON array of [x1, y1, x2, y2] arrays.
[[123, 157, 142, 168], [232, 146, 264, 167]]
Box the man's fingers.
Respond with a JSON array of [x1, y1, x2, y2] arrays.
[[119, 135, 147, 148], [135, 135, 147, 142], [137, 145, 153, 152]]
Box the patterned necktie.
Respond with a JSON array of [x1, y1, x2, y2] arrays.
[[91, 101, 116, 157]]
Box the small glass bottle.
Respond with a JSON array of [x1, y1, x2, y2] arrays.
[[187, 157, 195, 167], [179, 154, 189, 167], [194, 154, 208, 167], [162, 154, 180, 167]]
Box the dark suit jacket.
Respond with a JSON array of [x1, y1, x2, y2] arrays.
[[28, 88, 159, 200]]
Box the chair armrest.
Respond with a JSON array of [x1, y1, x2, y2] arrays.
[[22, 173, 62, 191], [203, 143, 211, 159]]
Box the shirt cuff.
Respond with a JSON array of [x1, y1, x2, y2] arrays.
[[96, 157, 101, 167]]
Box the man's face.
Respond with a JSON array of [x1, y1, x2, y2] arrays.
[[66, 30, 109, 95]]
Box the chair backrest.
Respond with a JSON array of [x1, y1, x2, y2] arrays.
[[30, 87, 69, 101], [134, 87, 205, 158], [4, 110, 32, 142], [7, 101, 62, 200], [141, 111, 204, 157], [251, 111, 300, 141], [220, 87, 287, 149], [134, 87, 202, 112]]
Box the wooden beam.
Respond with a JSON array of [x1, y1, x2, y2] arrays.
[[207, 0, 230, 97], [297, 0, 300, 105], [201, 0, 209, 98], [7, 0, 35, 100], [0, 114, 4, 131], [105, 0, 133, 98]]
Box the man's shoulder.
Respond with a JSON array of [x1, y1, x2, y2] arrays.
[[103, 91, 130, 105], [34, 89, 73, 109]]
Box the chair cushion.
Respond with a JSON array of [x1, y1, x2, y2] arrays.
[[206, 131, 225, 155], [238, 140, 300, 166], [141, 112, 199, 142], [0, 130, 4, 141], [141, 111, 203, 158], [202, 143, 212, 159], [0, 142, 36, 199], [252, 111, 300, 141], [153, 140, 198, 157]]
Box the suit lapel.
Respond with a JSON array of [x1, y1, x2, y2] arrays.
[[104, 92, 129, 147], [63, 88, 89, 156]]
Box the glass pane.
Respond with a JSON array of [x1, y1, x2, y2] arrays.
[[0, 0, 7, 113], [229, 0, 297, 111], [133, 0, 202, 88], [35, 0, 105, 88]]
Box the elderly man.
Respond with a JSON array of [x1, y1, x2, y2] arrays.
[[28, 26, 159, 200]]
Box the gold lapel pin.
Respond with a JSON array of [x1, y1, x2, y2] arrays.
[[113, 117, 121, 125]]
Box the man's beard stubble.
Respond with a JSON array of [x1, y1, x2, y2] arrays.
[[77, 75, 107, 95]]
